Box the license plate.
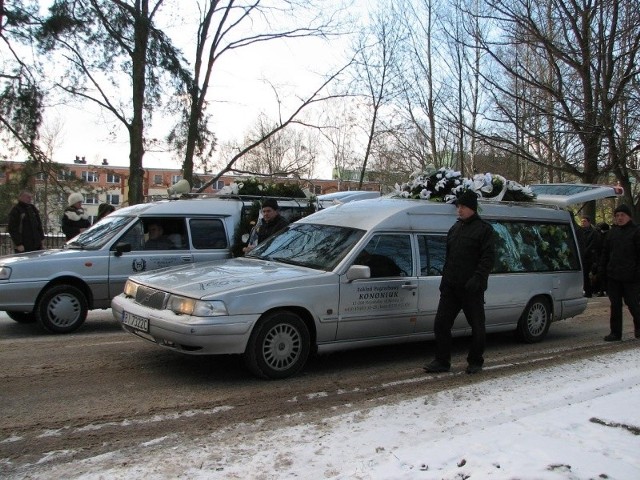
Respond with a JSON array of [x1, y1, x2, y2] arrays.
[[122, 311, 149, 333]]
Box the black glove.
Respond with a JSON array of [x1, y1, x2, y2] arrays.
[[465, 275, 483, 292]]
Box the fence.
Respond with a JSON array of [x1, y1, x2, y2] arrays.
[[0, 230, 67, 257]]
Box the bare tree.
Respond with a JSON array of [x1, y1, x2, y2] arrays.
[[350, 4, 406, 189], [237, 114, 318, 178], [318, 97, 361, 185], [167, 0, 349, 188], [477, 0, 640, 217], [196, 64, 351, 192]]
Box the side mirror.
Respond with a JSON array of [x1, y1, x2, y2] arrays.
[[113, 242, 132, 257], [346, 265, 371, 282]]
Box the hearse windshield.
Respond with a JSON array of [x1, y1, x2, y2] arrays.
[[248, 223, 365, 271]]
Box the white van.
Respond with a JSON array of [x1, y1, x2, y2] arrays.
[[112, 185, 619, 378]]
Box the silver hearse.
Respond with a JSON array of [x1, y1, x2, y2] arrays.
[[0, 195, 310, 333], [112, 192, 609, 379]]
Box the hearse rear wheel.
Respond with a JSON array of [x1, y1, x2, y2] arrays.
[[516, 296, 551, 343], [244, 310, 311, 379]]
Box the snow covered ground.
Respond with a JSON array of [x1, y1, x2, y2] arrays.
[[12, 347, 640, 479]]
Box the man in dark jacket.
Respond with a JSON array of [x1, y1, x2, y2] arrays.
[[598, 204, 640, 341], [256, 198, 289, 244], [244, 198, 289, 253], [580, 215, 602, 297], [424, 189, 495, 374], [7, 191, 45, 253]]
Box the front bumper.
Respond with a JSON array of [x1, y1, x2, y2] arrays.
[[111, 294, 259, 355]]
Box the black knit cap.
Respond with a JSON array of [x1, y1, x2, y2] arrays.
[[614, 204, 632, 217], [455, 189, 478, 212], [262, 198, 279, 210]]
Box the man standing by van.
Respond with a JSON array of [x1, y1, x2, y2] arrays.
[[598, 204, 640, 341], [7, 191, 45, 253], [424, 189, 495, 374], [243, 198, 289, 253]]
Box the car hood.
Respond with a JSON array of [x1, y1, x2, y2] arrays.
[[130, 257, 322, 299]]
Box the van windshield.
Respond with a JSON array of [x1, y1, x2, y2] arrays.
[[248, 224, 365, 271], [65, 215, 134, 250]]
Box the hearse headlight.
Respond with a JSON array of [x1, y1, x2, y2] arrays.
[[123, 280, 139, 298], [166, 295, 228, 317], [0, 266, 11, 280]]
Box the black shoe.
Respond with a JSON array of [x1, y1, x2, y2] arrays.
[[423, 361, 450, 373], [604, 334, 622, 342], [465, 364, 483, 374]]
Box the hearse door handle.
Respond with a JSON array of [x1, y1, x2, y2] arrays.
[[401, 283, 418, 290], [181, 255, 193, 262]]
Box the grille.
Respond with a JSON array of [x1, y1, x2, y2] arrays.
[[135, 285, 168, 310]]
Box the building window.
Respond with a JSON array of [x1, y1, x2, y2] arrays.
[[106, 194, 120, 205], [215, 180, 225, 190], [154, 174, 163, 185], [82, 171, 99, 183], [171, 175, 182, 184], [106, 173, 121, 183], [58, 170, 74, 181], [84, 194, 99, 204]]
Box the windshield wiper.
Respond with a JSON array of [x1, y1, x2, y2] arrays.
[[270, 257, 308, 267], [65, 240, 85, 249]]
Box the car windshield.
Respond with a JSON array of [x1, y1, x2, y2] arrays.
[[248, 223, 365, 271], [65, 215, 134, 249]]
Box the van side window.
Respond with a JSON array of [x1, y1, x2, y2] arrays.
[[354, 234, 412, 278], [141, 218, 188, 250], [418, 235, 447, 276], [189, 219, 228, 249], [491, 221, 580, 272]]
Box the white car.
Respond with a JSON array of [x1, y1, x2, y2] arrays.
[[113, 192, 604, 379], [0, 195, 311, 333]]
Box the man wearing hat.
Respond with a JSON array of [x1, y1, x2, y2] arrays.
[[424, 189, 495, 374], [244, 198, 290, 253], [598, 204, 640, 340], [61, 192, 91, 240]]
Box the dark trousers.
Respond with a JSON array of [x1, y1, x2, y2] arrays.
[[433, 283, 486, 367], [607, 278, 640, 337], [583, 267, 593, 296]]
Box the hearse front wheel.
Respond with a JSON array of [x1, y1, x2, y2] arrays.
[[516, 296, 551, 343], [244, 310, 311, 379], [35, 285, 88, 334]]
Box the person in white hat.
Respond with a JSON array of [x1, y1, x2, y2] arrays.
[[61, 192, 90, 240]]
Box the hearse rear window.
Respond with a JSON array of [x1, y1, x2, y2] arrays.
[[491, 221, 580, 273]]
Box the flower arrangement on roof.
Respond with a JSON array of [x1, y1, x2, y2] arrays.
[[395, 166, 536, 203], [219, 177, 308, 198]]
